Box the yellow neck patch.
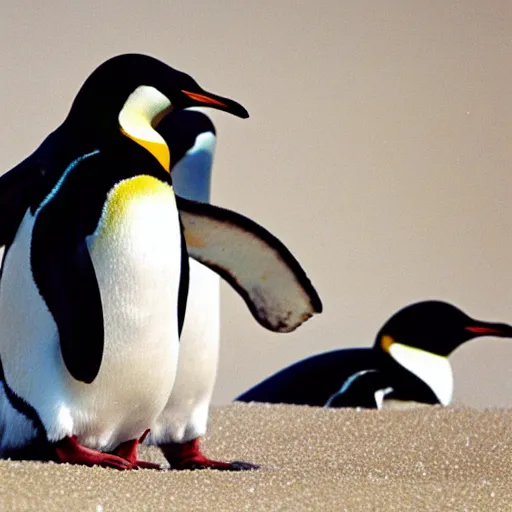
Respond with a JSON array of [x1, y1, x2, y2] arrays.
[[94, 175, 174, 241], [380, 335, 394, 353], [120, 127, 170, 172]]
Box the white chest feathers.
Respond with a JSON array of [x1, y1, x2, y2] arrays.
[[88, 175, 182, 338], [388, 342, 454, 406], [0, 174, 184, 450]]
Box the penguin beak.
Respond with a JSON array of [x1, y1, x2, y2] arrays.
[[465, 322, 512, 338], [181, 90, 249, 119]]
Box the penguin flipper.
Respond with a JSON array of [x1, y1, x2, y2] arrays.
[[31, 224, 104, 384], [176, 196, 323, 333]]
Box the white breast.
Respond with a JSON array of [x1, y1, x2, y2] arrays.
[[149, 259, 220, 444], [388, 342, 454, 406], [0, 175, 183, 452]]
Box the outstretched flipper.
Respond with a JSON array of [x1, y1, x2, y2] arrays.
[[177, 196, 322, 333]]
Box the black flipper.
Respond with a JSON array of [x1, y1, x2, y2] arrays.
[[176, 196, 322, 333], [30, 150, 107, 384], [28, 142, 174, 384], [31, 223, 104, 384]]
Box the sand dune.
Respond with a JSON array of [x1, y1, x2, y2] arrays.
[[0, 403, 510, 511]]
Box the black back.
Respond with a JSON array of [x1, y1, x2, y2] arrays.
[[236, 349, 380, 406], [235, 346, 440, 406]]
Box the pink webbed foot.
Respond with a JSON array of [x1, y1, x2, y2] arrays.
[[111, 429, 162, 470], [54, 436, 135, 470], [160, 438, 259, 471]]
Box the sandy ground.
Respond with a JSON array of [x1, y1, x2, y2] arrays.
[[0, 404, 510, 511]]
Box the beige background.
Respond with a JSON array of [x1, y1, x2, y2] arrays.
[[0, 1, 510, 408]]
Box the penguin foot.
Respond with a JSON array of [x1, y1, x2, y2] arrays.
[[111, 429, 162, 470], [160, 438, 259, 471], [54, 436, 136, 470]]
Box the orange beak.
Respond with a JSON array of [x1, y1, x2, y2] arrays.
[[180, 89, 249, 118], [181, 90, 228, 108]]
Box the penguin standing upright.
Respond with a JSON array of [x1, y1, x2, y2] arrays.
[[149, 110, 229, 469], [0, 54, 249, 469], [145, 109, 323, 469], [236, 301, 512, 408]]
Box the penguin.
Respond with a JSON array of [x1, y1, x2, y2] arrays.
[[0, 59, 323, 469], [144, 109, 322, 469], [148, 109, 243, 470], [324, 369, 393, 409], [236, 301, 512, 408], [0, 53, 250, 469]]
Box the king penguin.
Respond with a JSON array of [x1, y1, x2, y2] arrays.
[[236, 301, 512, 408], [148, 109, 240, 470], [145, 109, 323, 469], [0, 53, 249, 469]]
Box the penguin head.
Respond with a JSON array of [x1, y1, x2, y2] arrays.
[[64, 53, 247, 170], [375, 301, 512, 356], [157, 109, 217, 202], [374, 300, 512, 405], [325, 369, 393, 410]]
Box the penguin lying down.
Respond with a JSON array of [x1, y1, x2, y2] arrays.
[[0, 54, 322, 470], [236, 301, 512, 409]]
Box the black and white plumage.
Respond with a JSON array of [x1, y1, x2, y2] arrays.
[[0, 54, 249, 469], [146, 109, 323, 469], [236, 301, 512, 409]]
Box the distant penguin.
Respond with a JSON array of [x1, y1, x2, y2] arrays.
[[236, 301, 512, 408], [145, 109, 322, 469], [324, 370, 393, 409], [0, 54, 249, 469]]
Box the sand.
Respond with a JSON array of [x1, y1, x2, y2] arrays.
[[0, 404, 510, 511]]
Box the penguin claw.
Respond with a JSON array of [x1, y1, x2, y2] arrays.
[[110, 429, 162, 470], [99, 455, 137, 471], [160, 438, 259, 471], [54, 436, 136, 470]]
